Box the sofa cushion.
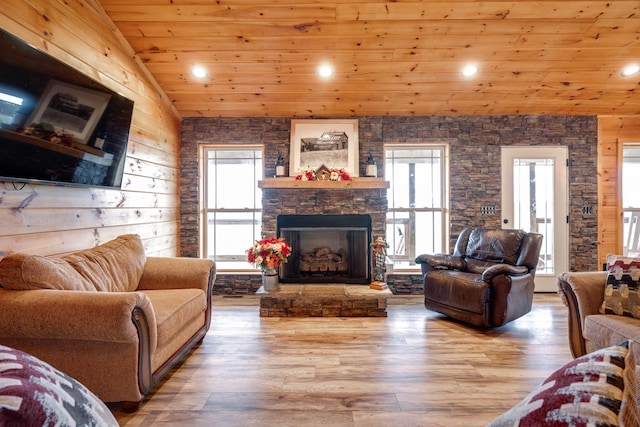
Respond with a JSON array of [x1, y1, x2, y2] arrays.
[[0, 234, 145, 292], [600, 255, 640, 319], [0, 344, 118, 426], [584, 314, 640, 362], [487, 341, 638, 427], [140, 288, 206, 350]]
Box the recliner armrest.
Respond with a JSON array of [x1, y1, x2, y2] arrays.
[[415, 254, 466, 275], [481, 264, 528, 281]]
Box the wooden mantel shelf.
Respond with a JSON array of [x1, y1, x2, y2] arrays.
[[259, 177, 389, 190]]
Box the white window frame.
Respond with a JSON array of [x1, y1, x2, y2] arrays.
[[622, 143, 640, 257], [200, 144, 263, 271], [385, 143, 449, 271]]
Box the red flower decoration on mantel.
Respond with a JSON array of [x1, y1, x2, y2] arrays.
[[294, 167, 351, 181]]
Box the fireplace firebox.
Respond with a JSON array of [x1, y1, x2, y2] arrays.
[[278, 214, 371, 284]]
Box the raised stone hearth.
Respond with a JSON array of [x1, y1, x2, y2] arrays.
[[257, 284, 391, 317]]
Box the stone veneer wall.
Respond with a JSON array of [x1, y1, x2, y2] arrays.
[[181, 115, 598, 295], [261, 188, 387, 237]]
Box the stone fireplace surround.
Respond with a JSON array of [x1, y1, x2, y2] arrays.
[[260, 178, 388, 240], [260, 179, 388, 278], [257, 178, 392, 316]]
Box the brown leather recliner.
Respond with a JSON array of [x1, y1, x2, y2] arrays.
[[415, 228, 543, 328]]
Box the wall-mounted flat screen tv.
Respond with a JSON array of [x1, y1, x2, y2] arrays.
[[0, 28, 134, 189]]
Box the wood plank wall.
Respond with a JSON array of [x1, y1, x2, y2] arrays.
[[0, 0, 181, 259], [598, 116, 640, 265]]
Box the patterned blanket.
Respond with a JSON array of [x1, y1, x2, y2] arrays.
[[0, 345, 117, 426]]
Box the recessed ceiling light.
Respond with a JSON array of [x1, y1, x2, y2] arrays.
[[191, 65, 208, 79], [461, 64, 479, 77], [317, 64, 334, 78], [621, 64, 640, 77]]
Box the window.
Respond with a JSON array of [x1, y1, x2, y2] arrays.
[[385, 145, 448, 270], [202, 145, 263, 270], [622, 145, 640, 256]]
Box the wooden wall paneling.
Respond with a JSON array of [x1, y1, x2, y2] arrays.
[[125, 134, 180, 169], [0, 207, 178, 237], [123, 159, 178, 188], [0, 220, 178, 258], [2, 1, 130, 96], [120, 175, 175, 194], [597, 116, 640, 265], [0, 185, 178, 210], [0, 0, 181, 260]]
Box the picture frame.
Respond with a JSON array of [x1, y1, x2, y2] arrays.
[[289, 119, 359, 177], [27, 79, 111, 145]]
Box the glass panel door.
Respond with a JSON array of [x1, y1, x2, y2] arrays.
[[501, 146, 569, 292]]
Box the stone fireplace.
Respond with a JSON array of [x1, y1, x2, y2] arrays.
[[258, 178, 391, 317], [259, 178, 388, 285]]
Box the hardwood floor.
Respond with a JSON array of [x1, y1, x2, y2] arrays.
[[111, 293, 572, 426]]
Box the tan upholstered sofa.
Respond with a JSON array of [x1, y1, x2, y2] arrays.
[[557, 271, 640, 362], [0, 234, 216, 408]]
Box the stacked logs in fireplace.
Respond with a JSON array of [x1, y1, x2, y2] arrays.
[[300, 247, 348, 273]]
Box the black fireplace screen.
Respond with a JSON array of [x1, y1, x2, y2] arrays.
[[277, 214, 371, 284]]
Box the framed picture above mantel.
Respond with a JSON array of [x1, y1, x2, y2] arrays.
[[289, 119, 359, 177]]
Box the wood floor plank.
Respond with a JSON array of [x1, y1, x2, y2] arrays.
[[111, 294, 573, 426]]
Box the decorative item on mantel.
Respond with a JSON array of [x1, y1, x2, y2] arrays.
[[295, 164, 352, 181], [365, 152, 377, 177], [246, 237, 292, 291], [275, 152, 286, 177], [370, 236, 389, 290]]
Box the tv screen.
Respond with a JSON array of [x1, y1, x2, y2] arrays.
[[0, 28, 134, 189]]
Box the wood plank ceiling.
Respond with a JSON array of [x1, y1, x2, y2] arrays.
[[98, 0, 640, 118]]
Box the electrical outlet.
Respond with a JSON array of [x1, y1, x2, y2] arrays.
[[582, 206, 594, 215], [480, 206, 496, 215]]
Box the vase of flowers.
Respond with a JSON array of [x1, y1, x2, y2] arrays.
[[246, 237, 292, 291]]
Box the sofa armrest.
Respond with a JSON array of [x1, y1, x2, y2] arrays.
[[0, 289, 157, 349], [557, 271, 607, 358], [137, 257, 216, 293]]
